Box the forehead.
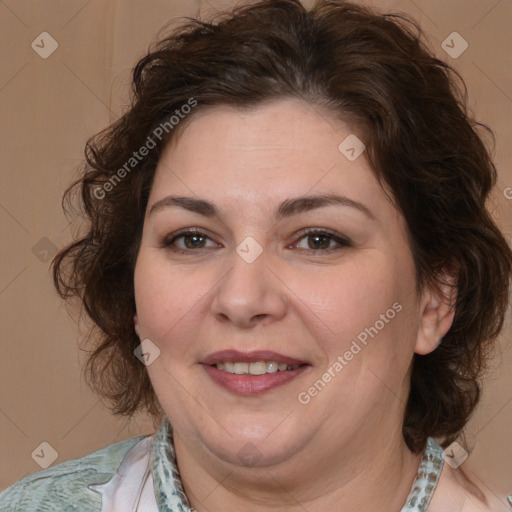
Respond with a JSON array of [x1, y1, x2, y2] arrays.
[[162, 99, 348, 160], [150, 98, 388, 216]]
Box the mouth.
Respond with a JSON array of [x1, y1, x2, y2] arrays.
[[201, 350, 310, 395]]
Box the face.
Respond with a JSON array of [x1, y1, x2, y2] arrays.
[[134, 98, 452, 471]]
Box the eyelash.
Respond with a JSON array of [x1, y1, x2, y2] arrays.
[[161, 228, 351, 255]]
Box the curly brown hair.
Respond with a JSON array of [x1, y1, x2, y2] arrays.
[[52, 0, 512, 454]]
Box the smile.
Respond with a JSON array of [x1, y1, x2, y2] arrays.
[[201, 349, 310, 395]]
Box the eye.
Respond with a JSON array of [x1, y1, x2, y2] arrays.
[[162, 229, 219, 252], [292, 229, 351, 252]]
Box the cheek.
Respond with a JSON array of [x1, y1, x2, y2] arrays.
[[133, 250, 217, 349], [293, 253, 418, 381], [295, 258, 400, 340], [134, 251, 178, 337]]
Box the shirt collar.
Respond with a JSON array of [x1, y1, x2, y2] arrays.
[[150, 416, 192, 511]]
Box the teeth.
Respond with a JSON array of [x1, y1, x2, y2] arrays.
[[266, 361, 278, 373], [249, 361, 267, 375], [233, 362, 249, 374], [214, 361, 301, 375]]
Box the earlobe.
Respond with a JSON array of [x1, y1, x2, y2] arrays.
[[415, 279, 456, 355]]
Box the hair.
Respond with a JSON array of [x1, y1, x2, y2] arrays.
[[52, 0, 512, 454]]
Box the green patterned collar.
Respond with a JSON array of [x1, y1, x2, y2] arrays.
[[150, 417, 191, 511]]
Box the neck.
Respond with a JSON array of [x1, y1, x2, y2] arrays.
[[173, 430, 423, 512]]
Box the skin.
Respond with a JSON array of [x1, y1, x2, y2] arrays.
[[133, 98, 498, 511], [429, 463, 511, 511]]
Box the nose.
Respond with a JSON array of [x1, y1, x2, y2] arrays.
[[210, 246, 288, 328]]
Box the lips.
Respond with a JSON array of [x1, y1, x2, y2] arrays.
[[201, 350, 310, 395]]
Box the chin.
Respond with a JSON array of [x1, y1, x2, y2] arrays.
[[208, 439, 301, 469], [196, 418, 309, 469]]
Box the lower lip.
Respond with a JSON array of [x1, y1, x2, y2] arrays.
[[202, 364, 309, 395]]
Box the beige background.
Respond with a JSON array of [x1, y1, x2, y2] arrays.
[[0, 0, 511, 499]]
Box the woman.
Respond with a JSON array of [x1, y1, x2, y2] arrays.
[[1, 0, 511, 510]]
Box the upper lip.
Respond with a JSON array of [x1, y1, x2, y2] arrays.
[[201, 350, 308, 366]]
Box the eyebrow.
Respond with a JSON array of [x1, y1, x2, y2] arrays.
[[148, 193, 376, 221]]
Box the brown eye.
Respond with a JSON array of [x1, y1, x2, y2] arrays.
[[294, 230, 351, 252], [182, 233, 207, 249], [163, 230, 218, 252], [306, 234, 331, 250]]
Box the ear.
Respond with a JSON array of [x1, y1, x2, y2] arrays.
[[414, 274, 457, 355], [134, 313, 140, 337]]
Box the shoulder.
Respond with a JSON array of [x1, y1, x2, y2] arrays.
[[0, 435, 146, 512], [430, 460, 512, 512]]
